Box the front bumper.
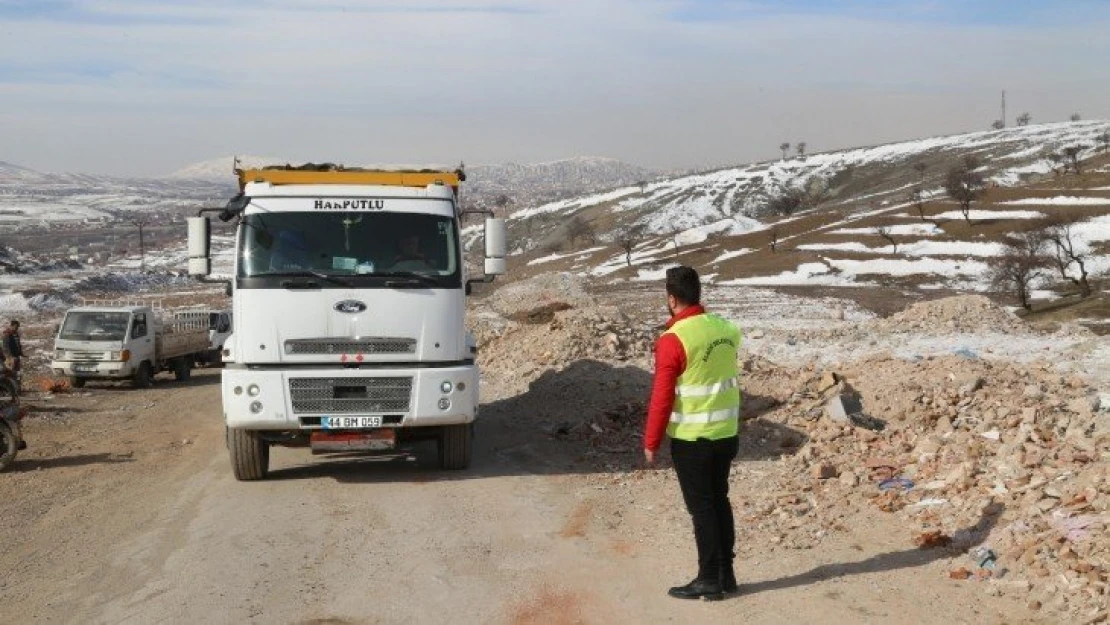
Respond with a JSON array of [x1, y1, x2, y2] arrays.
[[222, 365, 479, 430], [51, 360, 133, 379]]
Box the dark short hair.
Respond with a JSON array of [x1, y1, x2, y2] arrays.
[[665, 266, 701, 306], [9, 320, 17, 327]]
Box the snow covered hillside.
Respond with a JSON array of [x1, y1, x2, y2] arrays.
[[485, 121, 1110, 308]]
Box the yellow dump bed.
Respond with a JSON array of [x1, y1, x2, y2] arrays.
[[236, 163, 465, 194]]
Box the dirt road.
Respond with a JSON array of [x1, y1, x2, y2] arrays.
[[0, 369, 1044, 624]]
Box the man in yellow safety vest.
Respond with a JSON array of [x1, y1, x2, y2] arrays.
[[644, 266, 741, 600]]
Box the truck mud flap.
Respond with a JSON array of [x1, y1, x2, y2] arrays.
[[310, 429, 396, 454]]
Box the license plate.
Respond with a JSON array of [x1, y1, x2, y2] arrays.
[[321, 416, 382, 429], [74, 363, 98, 373]]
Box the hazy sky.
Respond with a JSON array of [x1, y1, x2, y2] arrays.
[[1, 0, 1108, 176]]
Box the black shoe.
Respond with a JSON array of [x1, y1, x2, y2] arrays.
[[668, 578, 725, 601], [720, 566, 738, 594]]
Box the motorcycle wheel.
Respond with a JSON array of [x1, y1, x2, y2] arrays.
[[0, 420, 17, 472]]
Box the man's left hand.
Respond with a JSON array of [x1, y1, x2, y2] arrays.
[[643, 448, 655, 466]]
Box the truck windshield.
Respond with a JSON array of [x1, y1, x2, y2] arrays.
[[59, 312, 130, 341], [238, 212, 460, 287]]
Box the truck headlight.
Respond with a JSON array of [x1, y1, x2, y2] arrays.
[[249, 401, 263, 414], [247, 384, 260, 397], [121, 349, 131, 362], [440, 381, 453, 394]]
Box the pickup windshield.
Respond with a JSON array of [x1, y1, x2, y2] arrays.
[[60, 311, 130, 341], [238, 212, 460, 287]]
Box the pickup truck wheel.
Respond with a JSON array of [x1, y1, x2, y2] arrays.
[[68, 376, 86, 389], [438, 423, 472, 470], [132, 362, 153, 389], [173, 357, 192, 382], [227, 428, 269, 480], [0, 421, 18, 472]]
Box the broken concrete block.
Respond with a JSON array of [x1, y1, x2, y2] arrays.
[[811, 463, 838, 480], [825, 391, 863, 424]]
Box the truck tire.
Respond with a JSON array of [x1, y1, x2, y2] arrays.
[[132, 362, 153, 389], [68, 376, 86, 389], [227, 427, 269, 480], [173, 357, 191, 382], [0, 420, 18, 472], [438, 423, 472, 470]]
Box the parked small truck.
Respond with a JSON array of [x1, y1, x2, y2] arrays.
[[51, 300, 211, 388], [196, 309, 233, 366]]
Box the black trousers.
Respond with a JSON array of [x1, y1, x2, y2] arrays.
[[670, 435, 739, 580]]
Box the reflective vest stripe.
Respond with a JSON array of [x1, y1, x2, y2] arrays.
[[669, 406, 741, 425], [675, 376, 739, 398]]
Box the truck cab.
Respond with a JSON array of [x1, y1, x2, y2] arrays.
[[188, 165, 506, 479]]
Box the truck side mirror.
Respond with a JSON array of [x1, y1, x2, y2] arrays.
[[484, 218, 507, 259], [188, 217, 211, 277]]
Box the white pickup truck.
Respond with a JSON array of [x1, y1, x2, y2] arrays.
[[51, 300, 211, 388]]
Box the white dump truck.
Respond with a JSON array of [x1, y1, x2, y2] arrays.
[[51, 300, 211, 388], [187, 165, 506, 479]]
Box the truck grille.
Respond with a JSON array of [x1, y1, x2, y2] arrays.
[[284, 338, 416, 355], [66, 351, 108, 361], [288, 377, 413, 414]]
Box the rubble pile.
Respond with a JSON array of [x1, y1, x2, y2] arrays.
[[472, 282, 1107, 619], [870, 294, 1028, 334], [745, 354, 1108, 620]]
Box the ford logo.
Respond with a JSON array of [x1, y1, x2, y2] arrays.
[[334, 300, 367, 314]]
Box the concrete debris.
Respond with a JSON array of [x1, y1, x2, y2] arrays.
[[470, 286, 1108, 620]]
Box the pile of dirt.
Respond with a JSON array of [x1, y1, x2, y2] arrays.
[[871, 294, 1028, 335]]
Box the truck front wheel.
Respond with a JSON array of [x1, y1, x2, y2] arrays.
[[227, 428, 269, 480], [131, 362, 153, 389], [68, 376, 86, 389], [438, 423, 472, 470]]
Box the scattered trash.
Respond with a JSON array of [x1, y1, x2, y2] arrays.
[[878, 477, 915, 492], [969, 546, 997, 570]]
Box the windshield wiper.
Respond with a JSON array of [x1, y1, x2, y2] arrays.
[[380, 272, 442, 288], [269, 270, 352, 287]]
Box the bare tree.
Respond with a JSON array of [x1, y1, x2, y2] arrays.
[[1016, 112, 1032, 127], [618, 227, 644, 268], [988, 230, 1049, 310], [911, 187, 927, 222], [492, 194, 513, 217], [636, 180, 648, 193], [1063, 145, 1086, 175], [796, 142, 807, 157], [944, 156, 986, 225], [991, 120, 1005, 130], [913, 162, 927, 182], [874, 226, 898, 254], [566, 215, 595, 248], [766, 188, 805, 217], [1098, 131, 1110, 153], [779, 142, 791, 160], [1042, 216, 1092, 297], [768, 227, 780, 253], [1070, 113, 1082, 122]]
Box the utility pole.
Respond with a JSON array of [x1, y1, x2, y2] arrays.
[[1001, 90, 1007, 128], [135, 220, 146, 271]]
